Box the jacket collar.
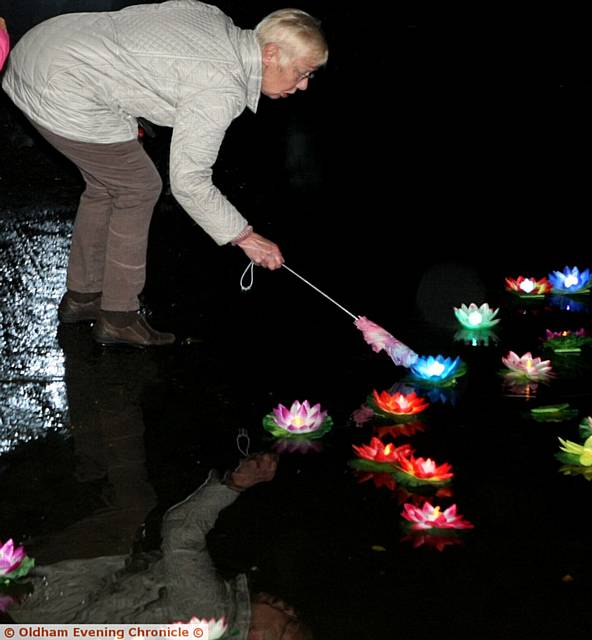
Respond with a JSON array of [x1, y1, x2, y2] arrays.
[[238, 30, 262, 113]]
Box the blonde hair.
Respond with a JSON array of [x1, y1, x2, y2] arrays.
[[255, 8, 328, 67]]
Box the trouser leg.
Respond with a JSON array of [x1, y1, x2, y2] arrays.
[[30, 123, 162, 312]]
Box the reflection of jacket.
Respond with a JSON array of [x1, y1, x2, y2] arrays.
[[10, 472, 251, 638], [2, 1, 261, 244]]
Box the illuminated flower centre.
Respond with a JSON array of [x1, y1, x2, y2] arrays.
[[520, 279, 535, 293], [564, 274, 579, 288], [428, 362, 445, 376], [468, 311, 482, 325]]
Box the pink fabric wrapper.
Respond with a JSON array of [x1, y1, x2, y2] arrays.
[[0, 29, 9, 71], [354, 316, 418, 368]]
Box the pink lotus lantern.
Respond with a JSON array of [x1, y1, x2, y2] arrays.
[[0, 539, 27, 580], [263, 400, 333, 439], [501, 351, 554, 382], [401, 502, 474, 531]]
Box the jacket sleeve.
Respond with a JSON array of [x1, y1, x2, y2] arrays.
[[169, 93, 249, 246], [160, 470, 241, 620]]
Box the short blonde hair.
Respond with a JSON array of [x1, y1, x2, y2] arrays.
[[255, 8, 328, 67]]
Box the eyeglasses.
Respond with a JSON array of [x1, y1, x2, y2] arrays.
[[293, 68, 316, 82]]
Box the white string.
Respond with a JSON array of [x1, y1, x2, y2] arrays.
[[240, 261, 255, 291], [281, 264, 359, 320], [236, 428, 251, 457]]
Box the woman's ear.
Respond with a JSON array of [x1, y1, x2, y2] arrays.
[[262, 42, 280, 67]]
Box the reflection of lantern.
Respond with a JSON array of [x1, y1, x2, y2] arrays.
[[454, 327, 498, 347], [454, 303, 500, 329]]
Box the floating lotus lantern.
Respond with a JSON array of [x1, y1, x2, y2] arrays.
[[395, 455, 454, 486], [0, 539, 34, 583], [454, 327, 499, 347], [351, 437, 412, 470], [401, 502, 474, 531], [529, 403, 578, 423], [505, 276, 552, 297], [368, 389, 429, 422], [263, 400, 333, 440], [409, 355, 466, 387], [351, 439, 452, 488], [544, 328, 592, 354], [172, 617, 228, 640], [501, 351, 553, 383], [548, 266, 591, 294], [454, 303, 500, 329], [557, 435, 592, 467]]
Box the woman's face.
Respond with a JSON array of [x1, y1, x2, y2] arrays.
[[248, 593, 309, 640]]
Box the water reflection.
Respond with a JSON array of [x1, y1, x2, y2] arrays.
[[0, 211, 70, 454], [547, 295, 591, 313], [28, 327, 158, 562], [454, 327, 499, 347]]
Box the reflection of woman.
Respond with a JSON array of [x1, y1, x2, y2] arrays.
[[8, 454, 312, 640], [0, 18, 9, 70]]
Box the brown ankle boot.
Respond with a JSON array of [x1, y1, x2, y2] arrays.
[[58, 292, 101, 323], [92, 313, 175, 347]]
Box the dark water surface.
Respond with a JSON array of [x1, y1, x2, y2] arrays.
[[1, 4, 590, 638]]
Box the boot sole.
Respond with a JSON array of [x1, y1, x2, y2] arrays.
[[59, 313, 99, 324]]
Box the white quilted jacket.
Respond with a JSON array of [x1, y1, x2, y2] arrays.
[[2, 1, 262, 244]]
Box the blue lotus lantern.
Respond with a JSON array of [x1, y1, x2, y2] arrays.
[[548, 266, 591, 294], [409, 355, 466, 387]]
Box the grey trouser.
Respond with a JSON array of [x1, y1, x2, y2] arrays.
[[32, 123, 162, 311]]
